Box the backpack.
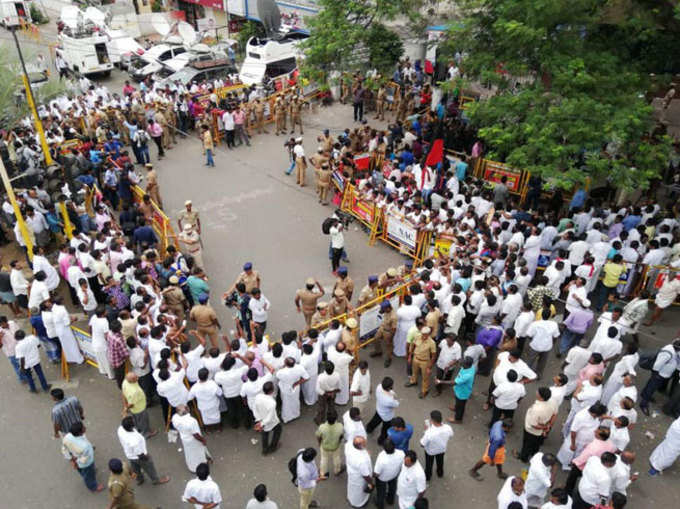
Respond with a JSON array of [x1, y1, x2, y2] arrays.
[[322, 217, 335, 235], [288, 450, 304, 484], [639, 348, 673, 371]]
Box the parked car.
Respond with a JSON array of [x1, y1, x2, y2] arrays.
[[158, 59, 238, 91]]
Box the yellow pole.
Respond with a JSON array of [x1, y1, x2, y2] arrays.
[[58, 202, 74, 240], [0, 158, 33, 261], [11, 28, 53, 166], [22, 74, 54, 166]]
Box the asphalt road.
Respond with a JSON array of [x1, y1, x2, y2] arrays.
[[1, 60, 680, 507]]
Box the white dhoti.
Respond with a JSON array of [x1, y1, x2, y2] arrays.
[[181, 435, 209, 473], [94, 349, 113, 379], [650, 417, 680, 472], [557, 432, 591, 470], [302, 373, 318, 406], [393, 321, 411, 358], [347, 471, 370, 507], [281, 385, 302, 423], [600, 378, 622, 407], [56, 324, 84, 364], [336, 373, 350, 405]]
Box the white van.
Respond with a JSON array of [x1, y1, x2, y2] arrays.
[[0, 0, 31, 28], [238, 33, 307, 86]]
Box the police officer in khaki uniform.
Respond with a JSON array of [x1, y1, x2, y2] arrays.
[[378, 267, 402, 291], [311, 301, 330, 329], [405, 326, 437, 398], [343, 317, 360, 378], [375, 84, 386, 121], [328, 289, 352, 317], [370, 300, 398, 367], [357, 275, 379, 307], [161, 275, 187, 322], [424, 299, 442, 339], [254, 98, 268, 134], [275, 96, 288, 135], [397, 260, 415, 279], [177, 200, 201, 234], [189, 293, 221, 348], [244, 100, 254, 137], [333, 266, 354, 301], [316, 163, 332, 205], [145, 164, 163, 209], [295, 278, 325, 328], [289, 96, 303, 134], [319, 129, 334, 152], [227, 262, 261, 295]]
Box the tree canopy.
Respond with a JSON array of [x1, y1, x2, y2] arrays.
[[442, 0, 678, 190], [301, 0, 418, 74]]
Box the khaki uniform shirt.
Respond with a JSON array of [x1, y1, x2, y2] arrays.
[[163, 286, 186, 308], [317, 167, 332, 185], [296, 288, 322, 314], [357, 284, 377, 306], [335, 277, 354, 300], [178, 209, 199, 230], [342, 328, 358, 353], [146, 170, 158, 192], [379, 309, 398, 334], [412, 335, 436, 362], [237, 271, 260, 293], [311, 310, 329, 329], [329, 297, 350, 317], [425, 309, 442, 338], [190, 304, 217, 328]]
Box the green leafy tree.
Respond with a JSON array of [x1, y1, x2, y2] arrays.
[[301, 0, 420, 73], [441, 0, 677, 191]]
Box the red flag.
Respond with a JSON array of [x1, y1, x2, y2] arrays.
[[425, 138, 444, 167]]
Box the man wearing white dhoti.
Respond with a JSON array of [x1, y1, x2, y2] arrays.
[[327, 342, 353, 405], [277, 357, 310, 423], [394, 296, 421, 357], [52, 297, 84, 364], [345, 436, 373, 507], [557, 403, 606, 471], [172, 405, 209, 473], [649, 415, 680, 475], [188, 367, 223, 429], [301, 341, 321, 406], [525, 452, 556, 508]]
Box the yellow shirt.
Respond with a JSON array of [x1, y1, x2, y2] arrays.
[[602, 262, 625, 288], [122, 380, 146, 414]]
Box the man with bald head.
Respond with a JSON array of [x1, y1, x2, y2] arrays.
[[345, 436, 373, 507], [121, 372, 157, 438]]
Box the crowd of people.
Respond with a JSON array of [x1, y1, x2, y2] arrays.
[[0, 57, 680, 509]]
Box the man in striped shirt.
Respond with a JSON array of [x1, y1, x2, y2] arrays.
[[51, 388, 84, 438]]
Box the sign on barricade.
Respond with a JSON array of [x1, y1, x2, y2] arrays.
[[358, 294, 400, 340], [386, 213, 417, 250], [71, 326, 98, 367]]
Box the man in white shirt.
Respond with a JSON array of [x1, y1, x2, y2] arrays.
[[434, 334, 462, 395], [524, 452, 557, 507], [576, 453, 616, 508], [88, 306, 113, 379], [343, 406, 367, 443], [350, 361, 371, 415], [214, 355, 249, 429], [396, 450, 427, 509], [14, 330, 50, 392], [301, 341, 321, 406], [525, 309, 560, 379], [182, 462, 222, 509], [490, 369, 526, 426], [245, 484, 278, 509], [315, 360, 341, 424], [248, 288, 270, 334], [329, 219, 345, 273], [345, 436, 373, 507], [276, 357, 309, 423], [328, 342, 354, 405], [253, 381, 281, 455], [366, 377, 400, 444], [117, 416, 169, 485], [420, 410, 453, 481], [374, 438, 405, 509]]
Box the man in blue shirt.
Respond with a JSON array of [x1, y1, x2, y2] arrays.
[[469, 418, 512, 481], [386, 416, 413, 452], [622, 206, 642, 231], [132, 218, 157, 250], [455, 158, 468, 181]]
